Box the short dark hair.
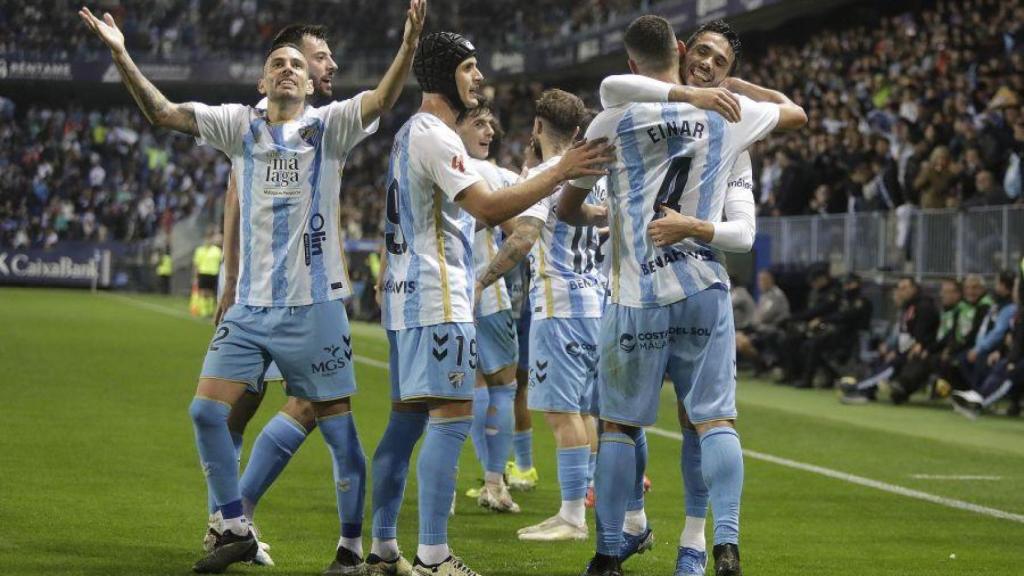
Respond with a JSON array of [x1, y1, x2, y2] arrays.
[[686, 19, 742, 74], [271, 24, 328, 51], [624, 15, 677, 73], [456, 96, 494, 125], [997, 270, 1016, 291], [535, 89, 586, 139], [940, 277, 963, 292]]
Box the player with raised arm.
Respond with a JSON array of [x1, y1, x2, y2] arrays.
[[80, 3, 425, 573], [369, 31, 612, 576], [595, 19, 803, 576], [558, 15, 805, 576], [452, 100, 523, 513], [475, 89, 606, 543]]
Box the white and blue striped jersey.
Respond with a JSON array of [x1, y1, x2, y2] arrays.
[[470, 158, 519, 317], [193, 94, 377, 307], [521, 156, 606, 320], [381, 113, 484, 330], [572, 96, 778, 308]]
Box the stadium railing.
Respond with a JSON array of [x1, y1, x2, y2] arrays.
[[757, 205, 1024, 279]]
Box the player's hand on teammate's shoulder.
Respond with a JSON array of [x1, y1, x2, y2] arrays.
[[682, 86, 741, 123], [555, 137, 615, 181], [647, 205, 701, 247], [78, 7, 126, 53], [403, 0, 427, 48]]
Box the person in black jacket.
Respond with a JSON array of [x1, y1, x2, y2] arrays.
[[793, 273, 873, 389], [839, 277, 940, 403], [773, 264, 842, 383]]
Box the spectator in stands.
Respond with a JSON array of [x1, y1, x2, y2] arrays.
[[952, 265, 1024, 418], [736, 269, 791, 371], [840, 277, 939, 404], [774, 264, 842, 384], [791, 273, 873, 389], [962, 170, 1008, 208], [948, 272, 1017, 403], [914, 146, 960, 209], [731, 276, 756, 332]]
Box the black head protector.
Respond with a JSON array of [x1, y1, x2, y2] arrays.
[[414, 32, 477, 112]]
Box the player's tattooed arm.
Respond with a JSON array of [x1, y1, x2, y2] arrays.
[[719, 77, 807, 131], [79, 8, 198, 135], [477, 216, 543, 292], [362, 0, 427, 126]]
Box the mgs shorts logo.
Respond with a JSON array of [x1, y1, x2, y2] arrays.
[[565, 341, 581, 357], [311, 338, 351, 376], [619, 333, 636, 353]]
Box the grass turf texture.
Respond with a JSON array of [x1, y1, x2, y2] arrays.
[[1, 287, 1023, 575]]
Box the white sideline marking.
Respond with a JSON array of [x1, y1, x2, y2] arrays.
[[910, 474, 1003, 481], [107, 292, 1024, 524], [646, 426, 1024, 524]]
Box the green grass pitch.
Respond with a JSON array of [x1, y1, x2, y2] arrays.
[[1, 287, 1023, 575]]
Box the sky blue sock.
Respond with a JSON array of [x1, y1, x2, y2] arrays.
[[208, 431, 244, 514], [320, 412, 367, 539], [371, 411, 427, 539], [239, 414, 307, 517], [682, 428, 709, 518], [189, 397, 242, 519], [470, 386, 490, 475], [417, 417, 471, 545], [557, 445, 591, 502], [513, 429, 533, 470], [588, 451, 597, 486], [627, 428, 648, 511], [485, 384, 516, 475], [595, 431, 635, 556], [700, 427, 743, 545]]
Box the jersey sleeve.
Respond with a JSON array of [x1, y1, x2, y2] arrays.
[[418, 124, 484, 201], [569, 112, 615, 190], [325, 91, 380, 157], [519, 194, 552, 223], [599, 74, 673, 109], [709, 151, 756, 252], [734, 95, 780, 149], [192, 103, 249, 155]]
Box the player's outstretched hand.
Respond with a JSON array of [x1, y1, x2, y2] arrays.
[[79, 7, 125, 53], [648, 205, 702, 247], [403, 0, 427, 47], [557, 137, 615, 180], [686, 86, 740, 123]]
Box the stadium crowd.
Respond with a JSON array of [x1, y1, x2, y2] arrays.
[[0, 0, 643, 61], [6, 0, 1024, 249]]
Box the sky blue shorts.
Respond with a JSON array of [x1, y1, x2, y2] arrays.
[[476, 309, 519, 376], [200, 300, 356, 402], [598, 286, 736, 427], [527, 316, 599, 413], [387, 322, 477, 402]]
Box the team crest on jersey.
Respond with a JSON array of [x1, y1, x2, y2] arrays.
[[448, 371, 465, 388], [298, 122, 320, 146], [451, 155, 466, 173]]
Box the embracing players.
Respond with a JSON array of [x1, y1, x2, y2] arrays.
[[559, 15, 805, 576]]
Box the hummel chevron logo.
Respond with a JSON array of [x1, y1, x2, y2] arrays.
[[344, 348, 353, 361], [536, 361, 548, 370], [534, 360, 548, 383], [432, 347, 449, 361], [343, 335, 351, 347], [433, 333, 450, 346]]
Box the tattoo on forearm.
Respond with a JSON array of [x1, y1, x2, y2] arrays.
[[478, 218, 543, 289], [114, 52, 197, 135]]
